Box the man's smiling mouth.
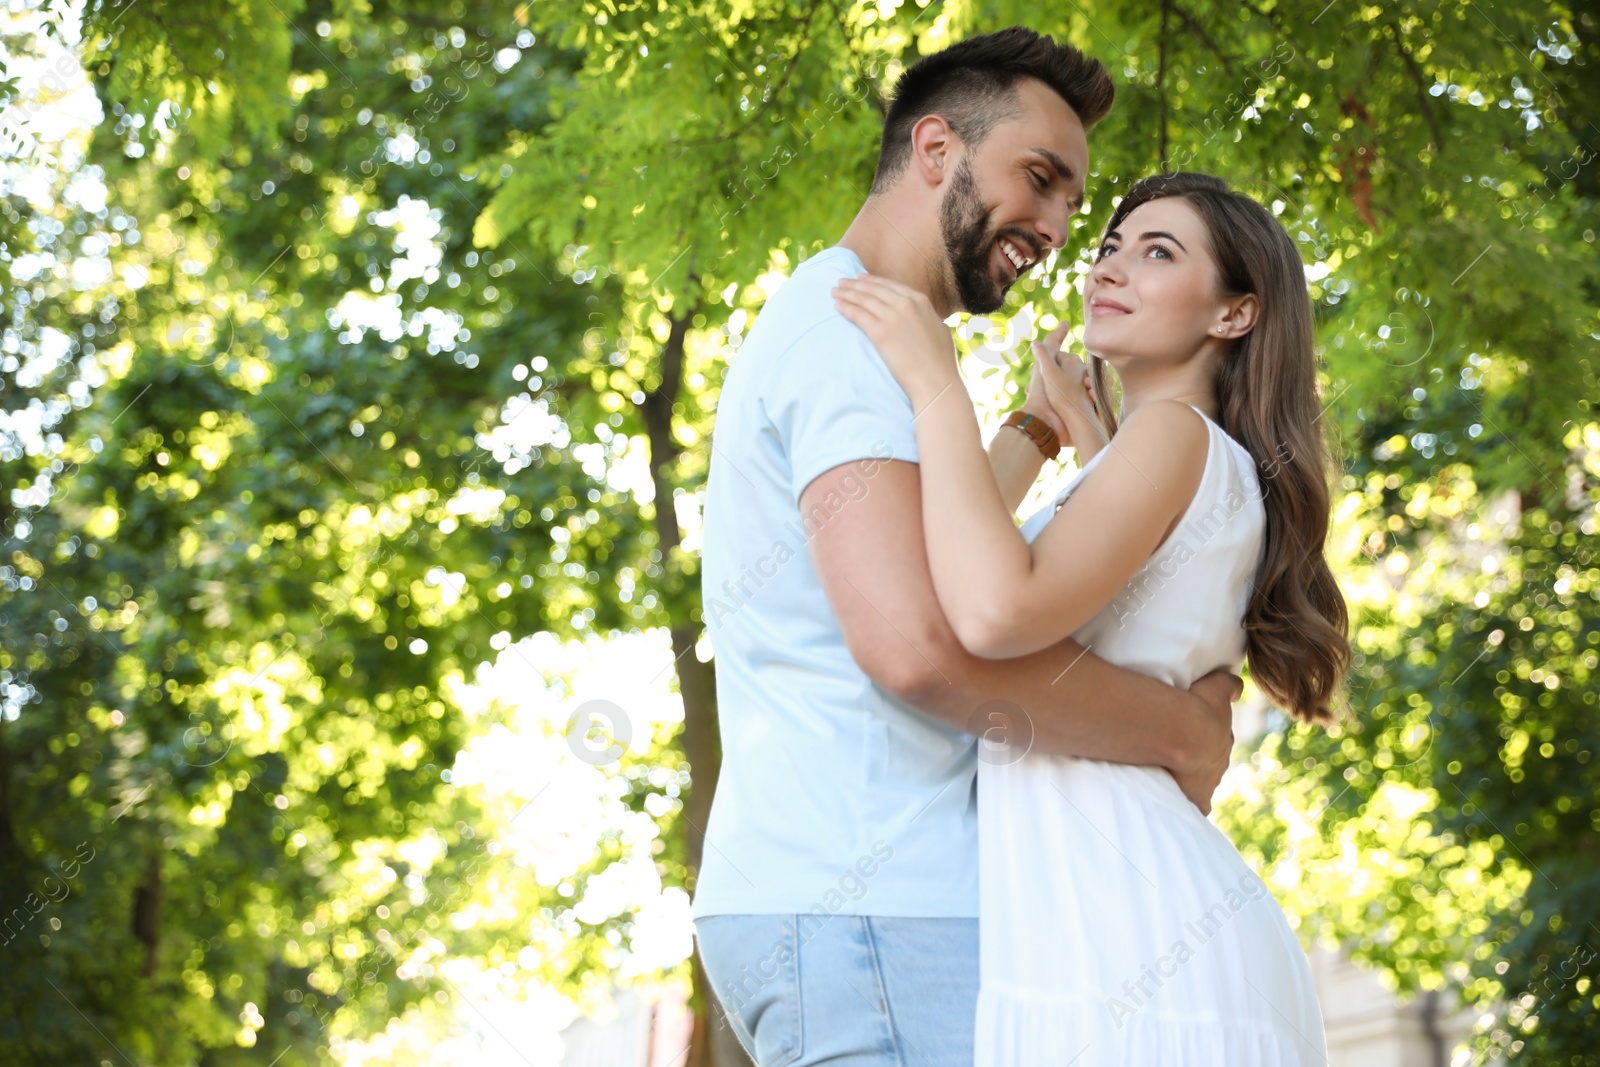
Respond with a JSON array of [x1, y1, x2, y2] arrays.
[[999, 236, 1037, 275]]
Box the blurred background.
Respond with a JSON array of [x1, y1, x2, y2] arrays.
[[0, 1, 1595, 1064]]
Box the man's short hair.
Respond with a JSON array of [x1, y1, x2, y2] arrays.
[[870, 26, 1115, 194]]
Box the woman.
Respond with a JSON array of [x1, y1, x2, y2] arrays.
[[832, 172, 1350, 1065]]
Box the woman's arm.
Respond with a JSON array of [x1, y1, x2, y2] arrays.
[[833, 274, 1208, 660], [1032, 323, 1111, 466], [1057, 394, 1109, 465], [986, 347, 1062, 513], [919, 393, 1208, 657], [987, 328, 1108, 515], [987, 423, 1048, 516]]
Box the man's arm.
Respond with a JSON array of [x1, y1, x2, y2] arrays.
[[805, 458, 1238, 811]]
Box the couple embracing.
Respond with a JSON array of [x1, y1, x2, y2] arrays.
[[691, 25, 1350, 1067]]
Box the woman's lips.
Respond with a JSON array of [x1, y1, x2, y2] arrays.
[[1089, 298, 1131, 316]]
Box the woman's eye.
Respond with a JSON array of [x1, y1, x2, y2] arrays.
[[1095, 244, 1116, 261], [1148, 245, 1173, 260]]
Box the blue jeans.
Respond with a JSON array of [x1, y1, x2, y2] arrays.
[[694, 913, 979, 1067]]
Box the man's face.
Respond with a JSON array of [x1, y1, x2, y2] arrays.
[[938, 78, 1089, 314]]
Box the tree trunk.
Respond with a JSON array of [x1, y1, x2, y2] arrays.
[[637, 298, 748, 1067], [133, 850, 162, 978]]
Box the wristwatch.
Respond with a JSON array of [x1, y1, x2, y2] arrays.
[[1002, 410, 1061, 461]]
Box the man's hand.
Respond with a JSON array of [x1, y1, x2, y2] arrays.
[[1170, 670, 1241, 815]]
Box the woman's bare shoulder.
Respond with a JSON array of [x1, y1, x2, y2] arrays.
[[1107, 399, 1210, 486]]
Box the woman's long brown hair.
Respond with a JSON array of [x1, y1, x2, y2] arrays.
[[1087, 172, 1350, 722]]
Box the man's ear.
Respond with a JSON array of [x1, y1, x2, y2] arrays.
[[1217, 293, 1260, 338], [908, 113, 956, 188]]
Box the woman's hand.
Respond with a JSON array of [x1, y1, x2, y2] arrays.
[[1019, 349, 1069, 443], [1028, 320, 1108, 460], [832, 273, 960, 408], [1030, 321, 1098, 427]]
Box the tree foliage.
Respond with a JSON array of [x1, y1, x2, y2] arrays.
[[1, 0, 1595, 1064]]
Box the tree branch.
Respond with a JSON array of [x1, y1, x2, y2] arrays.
[[669, 1, 823, 151], [1157, 0, 1171, 171], [1387, 20, 1445, 155], [1170, 1, 1239, 77], [1234, 0, 1317, 73]]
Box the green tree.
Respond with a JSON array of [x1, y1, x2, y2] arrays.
[[3, 0, 1595, 1064], [490, 1, 1598, 1056], [5, 2, 689, 1063]]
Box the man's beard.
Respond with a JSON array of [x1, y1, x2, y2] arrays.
[[939, 157, 1016, 315]]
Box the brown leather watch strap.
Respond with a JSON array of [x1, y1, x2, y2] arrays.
[[1002, 409, 1061, 461]]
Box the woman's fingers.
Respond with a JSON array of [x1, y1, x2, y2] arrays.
[[831, 293, 873, 322], [1036, 321, 1075, 358], [1027, 352, 1051, 396], [845, 272, 918, 300], [837, 274, 898, 300], [1022, 357, 1070, 438], [838, 274, 929, 316], [1030, 343, 1065, 402], [832, 283, 889, 316], [833, 279, 899, 319], [1035, 343, 1094, 416], [833, 291, 907, 349], [1035, 344, 1076, 384]]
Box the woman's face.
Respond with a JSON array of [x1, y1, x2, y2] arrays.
[[1081, 197, 1235, 371]]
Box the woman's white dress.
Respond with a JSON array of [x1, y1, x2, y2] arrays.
[[975, 406, 1327, 1066]]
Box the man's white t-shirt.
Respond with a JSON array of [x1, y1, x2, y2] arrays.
[[690, 245, 979, 920]]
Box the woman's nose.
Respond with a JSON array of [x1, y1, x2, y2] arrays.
[[1090, 254, 1123, 286]]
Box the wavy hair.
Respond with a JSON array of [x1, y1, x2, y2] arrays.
[[1088, 172, 1350, 722]]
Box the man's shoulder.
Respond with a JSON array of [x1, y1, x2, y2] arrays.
[[746, 247, 865, 348], [785, 245, 865, 291]]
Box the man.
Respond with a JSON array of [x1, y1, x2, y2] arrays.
[[691, 26, 1240, 1067]]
